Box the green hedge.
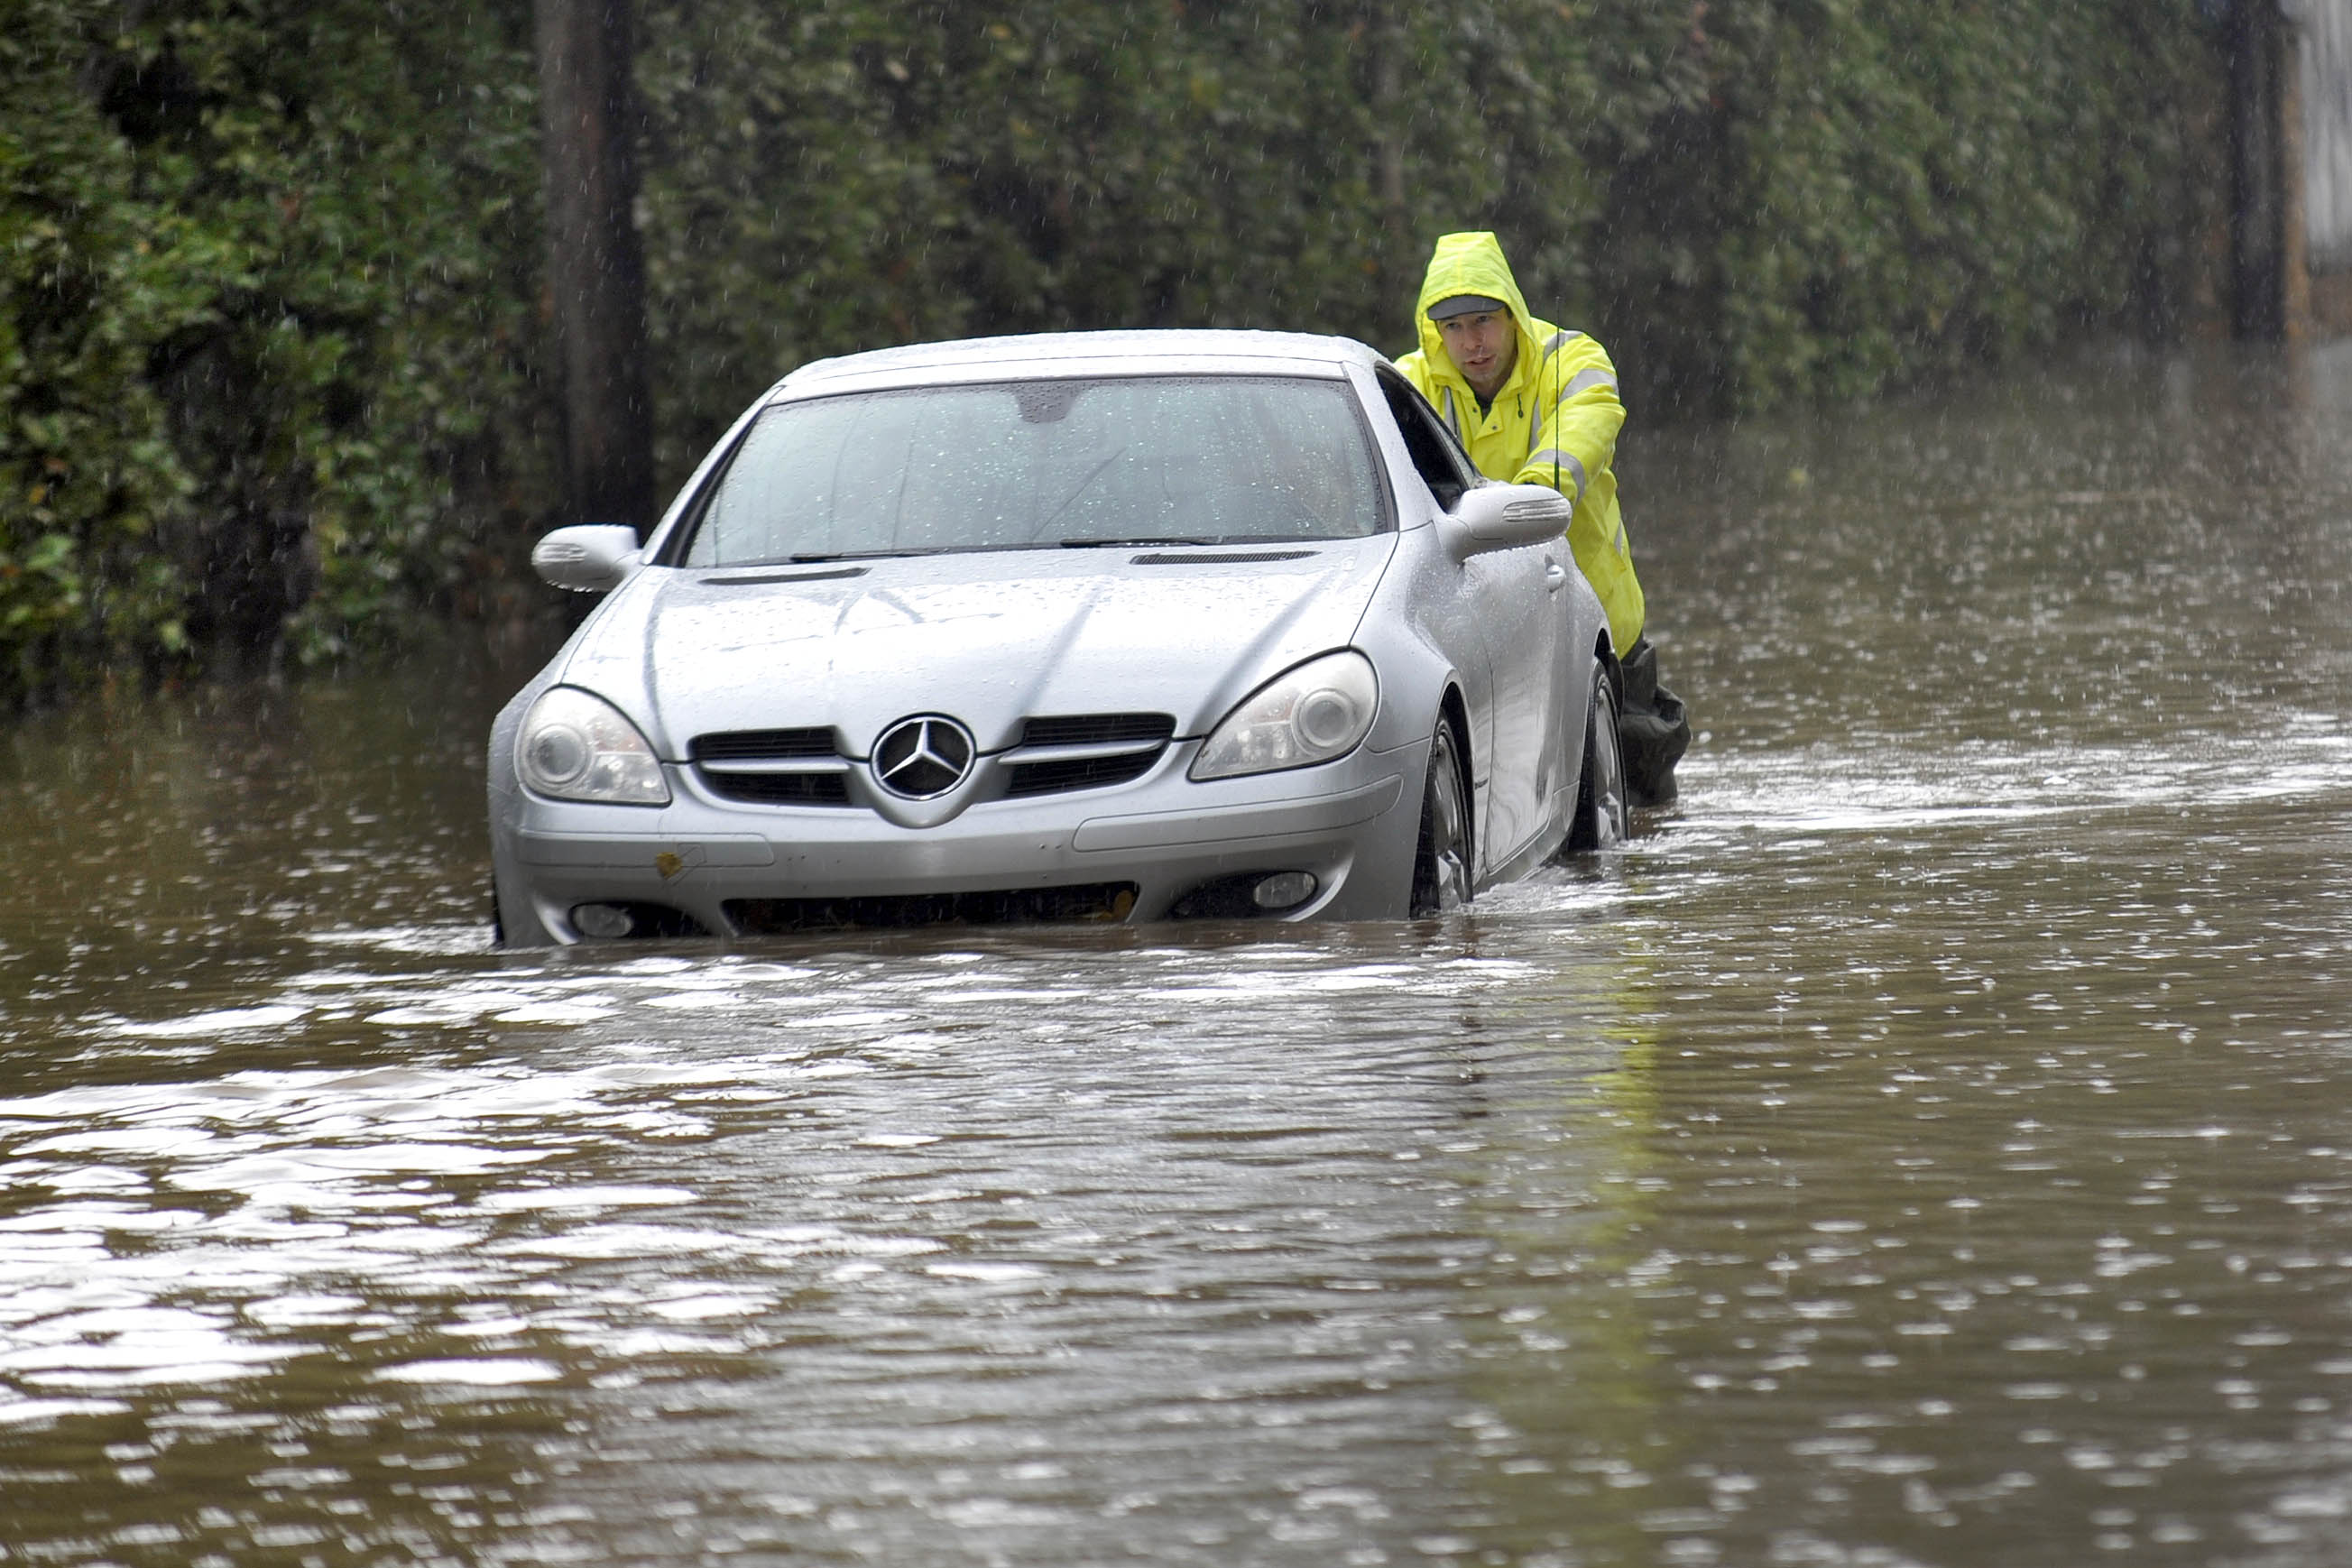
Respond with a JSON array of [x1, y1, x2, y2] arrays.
[[0, 0, 545, 692], [0, 0, 2217, 698]]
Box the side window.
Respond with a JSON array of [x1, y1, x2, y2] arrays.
[[1375, 366, 1475, 512]]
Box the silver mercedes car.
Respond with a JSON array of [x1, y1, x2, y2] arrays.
[[489, 329, 1628, 945]]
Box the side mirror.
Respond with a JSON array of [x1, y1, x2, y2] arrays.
[[532, 524, 642, 592], [1444, 484, 1573, 556]]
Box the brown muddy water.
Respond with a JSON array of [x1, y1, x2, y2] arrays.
[[2, 342, 2349, 1567]]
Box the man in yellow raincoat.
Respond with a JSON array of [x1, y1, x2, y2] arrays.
[[1396, 230, 1687, 806]]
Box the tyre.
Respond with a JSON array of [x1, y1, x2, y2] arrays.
[[1568, 659, 1628, 852], [1410, 718, 1471, 916]]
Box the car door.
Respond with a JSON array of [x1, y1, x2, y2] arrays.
[[1457, 512, 1559, 871], [1374, 369, 1559, 876]]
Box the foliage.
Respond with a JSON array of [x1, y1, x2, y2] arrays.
[[0, 0, 546, 692], [0, 0, 2219, 699], [633, 0, 2217, 447], [1598, 0, 2218, 410]]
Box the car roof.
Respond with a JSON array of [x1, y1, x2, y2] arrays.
[[775, 328, 1386, 398]]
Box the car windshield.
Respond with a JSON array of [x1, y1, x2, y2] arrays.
[[678, 375, 1387, 566]]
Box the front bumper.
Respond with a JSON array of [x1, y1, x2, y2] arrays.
[[491, 736, 1428, 945]]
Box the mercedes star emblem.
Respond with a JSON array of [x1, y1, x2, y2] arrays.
[[871, 715, 976, 799]]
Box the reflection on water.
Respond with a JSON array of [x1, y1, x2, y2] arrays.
[[1, 341, 2349, 1565]]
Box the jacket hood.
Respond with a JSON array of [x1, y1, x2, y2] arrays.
[[1412, 231, 1539, 393]]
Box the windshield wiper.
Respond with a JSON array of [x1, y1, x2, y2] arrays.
[[1057, 534, 1333, 549], [776, 536, 1317, 559], [1056, 536, 1206, 549]]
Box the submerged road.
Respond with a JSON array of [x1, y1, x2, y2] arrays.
[[0, 340, 2347, 1566]]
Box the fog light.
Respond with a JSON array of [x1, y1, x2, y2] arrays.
[[571, 902, 634, 939], [1250, 871, 1318, 910]]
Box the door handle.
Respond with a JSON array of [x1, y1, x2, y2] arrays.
[[1544, 558, 1568, 592]]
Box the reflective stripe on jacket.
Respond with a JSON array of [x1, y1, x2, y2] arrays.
[[1394, 230, 1646, 652]]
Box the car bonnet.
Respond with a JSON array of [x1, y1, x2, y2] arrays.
[[559, 535, 1398, 761]]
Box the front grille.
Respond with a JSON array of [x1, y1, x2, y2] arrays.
[[692, 726, 853, 806], [693, 727, 837, 762], [727, 881, 1139, 934], [1003, 752, 1161, 797], [706, 771, 852, 806], [689, 716, 1178, 808], [1002, 712, 1173, 798], [1020, 713, 1175, 747]]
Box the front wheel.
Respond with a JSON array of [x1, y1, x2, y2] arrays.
[[1411, 719, 1471, 917], [1568, 659, 1628, 852]]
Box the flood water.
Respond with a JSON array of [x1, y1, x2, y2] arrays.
[[2, 341, 2349, 1567]]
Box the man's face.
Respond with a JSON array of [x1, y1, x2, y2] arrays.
[[1437, 309, 1517, 401]]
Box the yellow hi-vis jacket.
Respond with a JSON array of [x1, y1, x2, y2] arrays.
[[1395, 231, 1646, 652]]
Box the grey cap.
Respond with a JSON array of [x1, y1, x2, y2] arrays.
[[1428, 293, 1508, 321]]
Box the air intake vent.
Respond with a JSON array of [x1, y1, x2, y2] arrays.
[[692, 728, 837, 762], [1000, 713, 1175, 798], [691, 727, 853, 806], [1003, 753, 1159, 798], [705, 772, 851, 806], [1019, 714, 1176, 748], [727, 882, 1139, 933]]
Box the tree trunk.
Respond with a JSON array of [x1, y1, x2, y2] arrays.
[[2229, 0, 2291, 339], [534, 0, 656, 529]]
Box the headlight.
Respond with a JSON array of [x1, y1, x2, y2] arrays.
[[1189, 650, 1378, 780], [515, 687, 670, 805]]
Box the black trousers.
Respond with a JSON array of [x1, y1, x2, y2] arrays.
[[1617, 637, 1690, 807]]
